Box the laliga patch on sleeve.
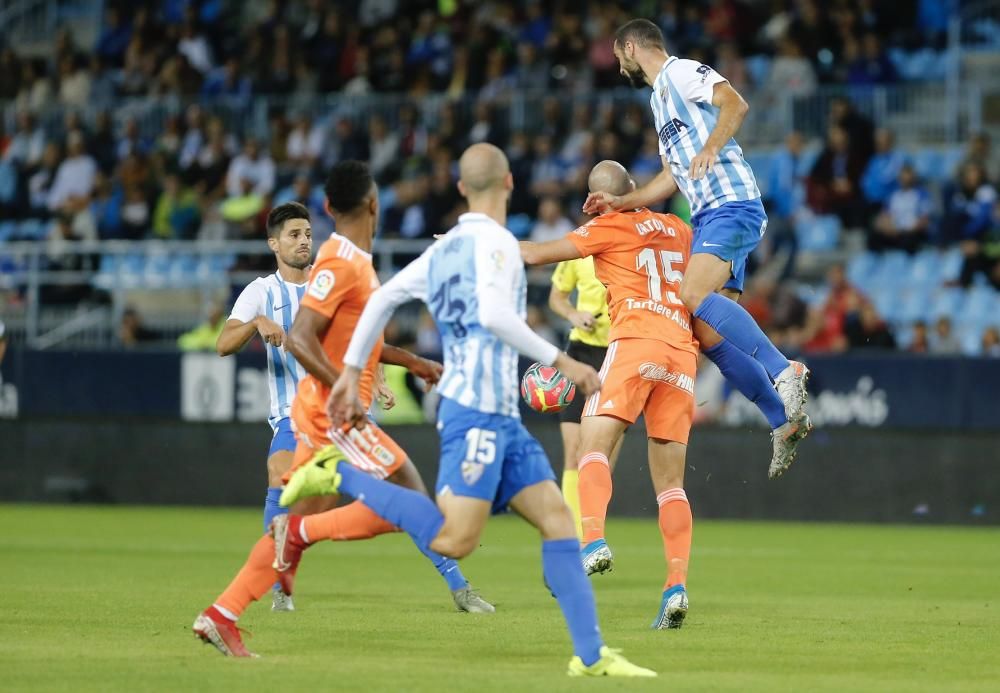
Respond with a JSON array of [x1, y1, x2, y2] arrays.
[[308, 269, 335, 300]]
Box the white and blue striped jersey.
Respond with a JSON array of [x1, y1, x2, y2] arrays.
[[650, 57, 760, 216], [342, 212, 560, 419], [229, 272, 308, 429]]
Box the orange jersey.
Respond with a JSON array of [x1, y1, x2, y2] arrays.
[[566, 208, 698, 356], [295, 234, 383, 419]]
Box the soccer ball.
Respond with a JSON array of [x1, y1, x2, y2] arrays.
[[520, 362, 576, 413]]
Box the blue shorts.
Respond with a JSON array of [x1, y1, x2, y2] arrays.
[[691, 198, 768, 293], [268, 417, 297, 457], [435, 398, 556, 514]]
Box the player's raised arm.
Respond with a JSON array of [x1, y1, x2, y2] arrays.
[[583, 159, 676, 214], [688, 81, 749, 180]]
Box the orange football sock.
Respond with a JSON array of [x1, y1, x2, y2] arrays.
[[578, 452, 612, 544], [215, 535, 279, 618], [302, 500, 398, 542], [657, 488, 692, 590]]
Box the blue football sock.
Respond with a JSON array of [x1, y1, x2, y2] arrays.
[[704, 341, 787, 429], [336, 463, 444, 553], [421, 547, 468, 591], [694, 293, 790, 381], [543, 538, 604, 667], [263, 487, 287, 534]]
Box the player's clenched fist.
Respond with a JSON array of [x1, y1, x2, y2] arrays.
[[582, 191, 623, 215], [409, 356, 444, 389], [554, 353, 602, 397], [255, 315, 285, 347]]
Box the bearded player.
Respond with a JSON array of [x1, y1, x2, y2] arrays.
[[584, 19, 810, 478]]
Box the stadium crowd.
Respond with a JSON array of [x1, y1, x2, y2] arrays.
[[2, 0, 998, 356]]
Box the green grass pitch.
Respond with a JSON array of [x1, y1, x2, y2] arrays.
[[1, 504, 998, 692]]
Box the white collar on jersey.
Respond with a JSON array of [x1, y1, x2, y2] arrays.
[[331, 232, 373, 259], [654, 55, 680, 90], [273, 269, 308, 287]]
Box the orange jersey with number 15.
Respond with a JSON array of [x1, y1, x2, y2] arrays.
[[565, 208, 698, 356]]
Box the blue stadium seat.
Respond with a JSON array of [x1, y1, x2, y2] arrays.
[[507, 214, 532, 239], [745, 55, 772, 87], [938, 248, 964, 283], [928, 287, 964, 318], [962, 286, 999, 319], [911, 149, 942, 183], [847, 251, 879, 289], [896, 285, 933, 324], [0, 221, 17, 242], [795, 214, 841, 252], [906, 249, 940, 287], [17, 219, 46, 240], [746, 152, 774, 198]]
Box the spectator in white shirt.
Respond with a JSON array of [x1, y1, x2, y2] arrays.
[[225, 138, 276, 198], [48, 131, 97, 212], [2, 112, 46, 168], [57, 54, 91, 108], [368, 115, 400, 182], [286, 114, 325, 169], [530, 196, 574, 243], [177, 20, 214, 75]]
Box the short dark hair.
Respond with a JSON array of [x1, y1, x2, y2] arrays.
[[614, 18, 666, 51], [266, 201, 310, 238], [324, 160, 374, 214]]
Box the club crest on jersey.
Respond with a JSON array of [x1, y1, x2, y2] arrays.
[[658, 118, 689, 150], [491, 249, 505, 270], [308, 269, 335, 300]]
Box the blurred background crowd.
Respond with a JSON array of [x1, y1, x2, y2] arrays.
[[2, 0, 999, 360]]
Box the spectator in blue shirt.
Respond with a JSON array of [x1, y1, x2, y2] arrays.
[[941, 162, 997, 245], [870, 164, 933, 253], [861, 128, 908, 209], [764, 131, 811, 278]]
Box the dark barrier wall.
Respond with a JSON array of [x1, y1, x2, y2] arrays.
[[2, 349, 1000, 429], [1, 419, 996, 524]]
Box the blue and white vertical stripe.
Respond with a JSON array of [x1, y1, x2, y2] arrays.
[[427, 216, 524, 418], [650, 56, 760, 216]]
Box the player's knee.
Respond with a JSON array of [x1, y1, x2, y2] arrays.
[[267, 454, 291, 487], [540, 502, 577, 541], [679, 281, 709, 312], [432, 533, 478, 559]]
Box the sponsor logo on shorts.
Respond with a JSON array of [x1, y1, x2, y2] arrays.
[[371, 444, 396, 468], [307, 269, 335, 300], [602, 400, 615, 409], [638, 362, 695, 393]]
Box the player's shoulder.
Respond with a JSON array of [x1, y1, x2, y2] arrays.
[[314, 235, 366, 271]]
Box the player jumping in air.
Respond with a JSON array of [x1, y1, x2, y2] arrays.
[[283, 144, 657, 677], [523, 160, 699, 629], [584, 19, 811, 478], [215, 201, 313, 612], [192, 162, 493, 659], [548, 253, 622, 538]]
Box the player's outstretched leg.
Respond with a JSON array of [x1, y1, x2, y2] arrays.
[[508, 480, 656, 677], [651, 488, 691, 630], [192, 535, 279, 657], [280, 446, 495, 613]]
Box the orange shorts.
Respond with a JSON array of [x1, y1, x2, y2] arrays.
[[285, 403, 407, 484], [582, 337, 697, 444]]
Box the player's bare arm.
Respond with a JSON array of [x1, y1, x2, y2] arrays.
[[583, 163, 677, 215], [688, 81, 749, 180], [520, 238, 582, 266], [284, 305, 340, 387], [549, 285, 596, 333], [328, 365, 367, 429], [216, 316, 284, 355], [380, 344, 443, 388]]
